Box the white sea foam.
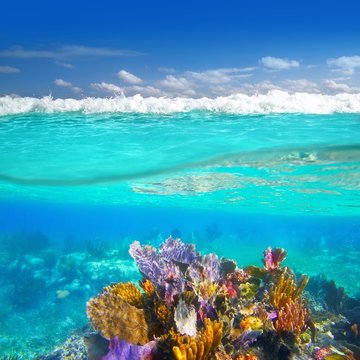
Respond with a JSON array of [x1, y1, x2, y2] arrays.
[[1, 90, 360, 116]]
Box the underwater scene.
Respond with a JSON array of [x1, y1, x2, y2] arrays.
[[0, 99, 360, 360]]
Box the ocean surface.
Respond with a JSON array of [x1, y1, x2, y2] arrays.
[[0, 92, 359, 357]]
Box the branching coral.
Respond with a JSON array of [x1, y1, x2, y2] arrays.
[[270, 272, 309, 310], [274, 299, 309, 335], [172, 319, 223, 360], [86, 284, 149, 343]]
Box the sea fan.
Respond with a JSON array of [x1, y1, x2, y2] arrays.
[[159, 237, 197, 265], [129, 240, 185, 303], [187, 253, 220, 284], [262, 247, 287, 271]]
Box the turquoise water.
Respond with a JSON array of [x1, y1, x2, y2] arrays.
[[0, 110, 359, 357], [0, 112, 359, 214]]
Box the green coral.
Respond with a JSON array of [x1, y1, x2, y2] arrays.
[[239, 282, 258, 300]]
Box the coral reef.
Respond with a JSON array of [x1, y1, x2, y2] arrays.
[[30, 237, 360, 360], [85, 237, 314, 359]]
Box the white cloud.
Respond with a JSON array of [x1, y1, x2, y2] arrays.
[[0, 45, 142, 59], [117, 70, 143, 84], [159, 75, 192, 90], [239, 81, 281, 94], [91, 82, 124, 94], [158, 75, 196, 96], [129, 85, 164, 97], [55, 62, 74, 69], [260, 56, 300, 71], [185, 67, 254, 85], [54, 79, 72, 87], [323, 79, 354, 93], [282, 79, 320, 93], [54, 78, 82, 93], [0, 65, 20, 73], [327, 55, 360, 75]]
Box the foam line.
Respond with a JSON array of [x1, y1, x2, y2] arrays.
[[1, 90, 360, 116]]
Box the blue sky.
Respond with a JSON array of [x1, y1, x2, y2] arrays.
[[1, 0, 360, 97]]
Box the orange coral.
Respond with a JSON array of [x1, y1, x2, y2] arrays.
[[270, 272, 309, 310], [172, 318, 223, 360], [240, 316, 263, 331], [234, 354, 258, 360], [140, 278, 155, 296], [156, 302, 173, 324], [274, 298, 309, 335], [86, 283, 149, 343]]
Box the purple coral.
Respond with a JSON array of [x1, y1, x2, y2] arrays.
[[159, 237, 197, 264], [129, 241, 163, 283], [187, 253, 220, 284], [129, 240, 184, 303], [103, 337, 156, 360], [262, 246, 287, 271], [161, 261, 185, 303]]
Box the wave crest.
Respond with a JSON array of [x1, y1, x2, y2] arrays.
[[1, 90, 360, 116]]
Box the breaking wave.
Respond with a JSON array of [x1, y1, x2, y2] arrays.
[[1, 90, 360, 116]]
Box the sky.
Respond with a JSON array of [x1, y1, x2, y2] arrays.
[[0, 0, 360, 98]]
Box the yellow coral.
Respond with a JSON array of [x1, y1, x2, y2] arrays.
[[86, 283, 149, 343], [196, 281, 219, 301], [270, 272, 308, 310], [105, 282, 143, 308], [239, 282, 257, 300], [140, 278, 155, 296], [172, 318, 223, 360], [274, 298, 309, 335], [240, 316, 263, 331]]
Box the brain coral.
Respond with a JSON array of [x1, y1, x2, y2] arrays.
[[86, 283, 149, 344]]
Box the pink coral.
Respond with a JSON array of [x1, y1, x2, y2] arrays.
[[313, 346, 332, 360], [262, 246, 287, 271]]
